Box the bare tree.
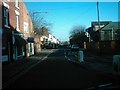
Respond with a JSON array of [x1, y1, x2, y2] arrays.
[[30, 12, 52, 37], [70, 25, 86, 35], [69, 25, 87, 48]]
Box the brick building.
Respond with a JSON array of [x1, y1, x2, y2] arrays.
[[2, 0, 34, 62], [22, 2, 34, 57]]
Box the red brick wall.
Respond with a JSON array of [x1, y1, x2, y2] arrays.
[[9, 1, 24, 33], [29, 16, 34, 37], [86, 41, 120, 55], [22, 2, 30, 39], [19, 2, 24, 33], [9, 2, 16, 29], [20, 2, 34, 39], [100, 41, 120, 54]]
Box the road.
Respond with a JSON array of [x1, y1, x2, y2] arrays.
[[4, 49, 118, 89]]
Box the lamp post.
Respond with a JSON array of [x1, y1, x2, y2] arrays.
[[97, 1, 101, 41], [97, 1, 100, 30]]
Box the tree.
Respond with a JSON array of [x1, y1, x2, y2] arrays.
[[30, 12, 52, 37], [69, 25, 87, 48]]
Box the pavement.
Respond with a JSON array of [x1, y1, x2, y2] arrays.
[[65, 50, 120, 82], [2, 49, 53, 85]]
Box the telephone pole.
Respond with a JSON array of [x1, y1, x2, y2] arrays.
[[97, 1, 100, 30]]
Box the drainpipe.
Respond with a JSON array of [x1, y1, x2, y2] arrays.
[[112, 28, 114, 40]]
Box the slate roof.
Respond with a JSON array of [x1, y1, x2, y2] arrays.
[[100, 22, 120, 30], [91, 21, 112, 27]]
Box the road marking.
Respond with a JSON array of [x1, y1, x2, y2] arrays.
[[3, 50, 54, 89], [98, 83, 112, 88]]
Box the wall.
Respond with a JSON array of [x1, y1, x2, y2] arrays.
[[22, 2, 30, 39], [86, 40, 120, 55], [100, 41, 120, 55], [2, 1, 26, 62], [9, 2, 16, 29]]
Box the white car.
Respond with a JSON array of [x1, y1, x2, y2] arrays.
[[71, 44, 79, 51]]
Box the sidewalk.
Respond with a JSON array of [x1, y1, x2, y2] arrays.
[[83, 50, 113, 74], [2, 49, 52, 84], [67, 50, 120, 81]]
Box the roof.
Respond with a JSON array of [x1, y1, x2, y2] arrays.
[[100, 22, 120, 30], [86, 27, 93, 33], [91, 21, 112, 27]]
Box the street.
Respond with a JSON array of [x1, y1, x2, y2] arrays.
[[1, 1, 120, 90], [3, 49, 119, 89]]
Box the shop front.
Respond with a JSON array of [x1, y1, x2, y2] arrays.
[[13, 34, 27, 60]]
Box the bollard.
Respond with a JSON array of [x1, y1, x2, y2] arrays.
[[78, 51, 84, 62], [113, 55, 120, 74]]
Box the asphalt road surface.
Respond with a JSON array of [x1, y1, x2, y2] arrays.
[[5, 49, 117, 89]]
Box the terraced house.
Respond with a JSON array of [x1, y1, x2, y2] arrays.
[[2, 0, 35, 63]]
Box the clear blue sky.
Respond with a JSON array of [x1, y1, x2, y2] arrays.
[[25, 2, 118, 42]]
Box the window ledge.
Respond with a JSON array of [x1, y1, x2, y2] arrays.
[[4, 25, 10, 28], [16, 29, 20, 32]]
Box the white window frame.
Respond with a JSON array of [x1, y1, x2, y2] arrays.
[[3, 2, 9, 9], [3, 2, 10, 28], [15, 10, 20, 31], [24, 22, 29, 33], [16, 15, 19, 31]]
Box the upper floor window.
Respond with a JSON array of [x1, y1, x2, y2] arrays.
[[24, 22, 29, 33], [3, 6, 9, 28], [16, 15, 19, 31], [15, 10, 20, 31], [3, 2, 9, 28], [15, 0, 19, 9]]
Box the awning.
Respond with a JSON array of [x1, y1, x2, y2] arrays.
[[27, 37, 34, 43], [15, 35, 28, 46]]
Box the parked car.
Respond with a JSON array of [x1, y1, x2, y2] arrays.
[[71, 44, 79, 51], [67, 45, 71, 49]]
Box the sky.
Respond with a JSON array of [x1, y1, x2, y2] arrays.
[[25, 2, 118, 42]]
